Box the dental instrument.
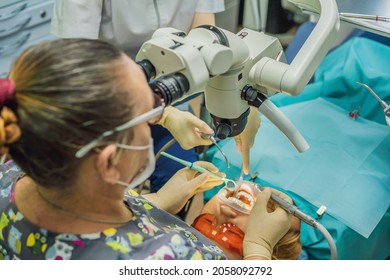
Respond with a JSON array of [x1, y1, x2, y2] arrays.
[[160, 152, 236, 187], [239, 183, 337, 260], [356, 82, 390, 126], [340, 12, 390, 23], [201, 133, 230, 168], [255, 185, 337, 260]]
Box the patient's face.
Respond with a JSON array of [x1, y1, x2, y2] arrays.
[[200, 182, 256, 232], [200, 181, 300, 232], [193, 181, 301, 259]]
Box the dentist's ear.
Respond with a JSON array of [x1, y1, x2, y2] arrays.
[[96, 144, 120, 184]]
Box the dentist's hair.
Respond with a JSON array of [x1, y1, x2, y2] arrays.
[[0, 39, 136, 187]]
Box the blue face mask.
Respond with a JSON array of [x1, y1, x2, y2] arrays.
[[115, 139, 155, 190]]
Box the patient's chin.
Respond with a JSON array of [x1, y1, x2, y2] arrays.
[[220, 204, 237, 218]]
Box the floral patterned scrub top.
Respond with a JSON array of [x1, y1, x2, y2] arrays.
[[0, 161, 226, 260]]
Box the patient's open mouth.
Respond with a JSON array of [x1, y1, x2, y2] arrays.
[[218, 182, 259, 213], [226, 188, 254, 209]]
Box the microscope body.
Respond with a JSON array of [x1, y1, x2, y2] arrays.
[[136, 0, 340, 150], [136, 27, 284, 137], [204, 29, 284, 138]]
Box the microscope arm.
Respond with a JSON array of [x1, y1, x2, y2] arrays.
[[249, 0, 340, 95]]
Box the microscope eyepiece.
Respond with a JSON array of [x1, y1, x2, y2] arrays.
[[137, 59, 156, 81], [149, 73, 189, 106]]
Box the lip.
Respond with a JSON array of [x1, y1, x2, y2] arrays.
[[217, 181, 260, 214]]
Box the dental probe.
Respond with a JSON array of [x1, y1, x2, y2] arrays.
[[160, 152, 237, 187]]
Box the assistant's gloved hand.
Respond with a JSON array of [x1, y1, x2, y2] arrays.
[[233, 106, 261, 174], [143, 161, 225, 214], [157, 106, 214, 150], [243, 188, 291, 260]]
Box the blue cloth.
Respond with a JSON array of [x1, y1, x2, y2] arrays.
[[274, 37, 390, 125], [213, 98, 390, 238], [205, 37, 390, 259]]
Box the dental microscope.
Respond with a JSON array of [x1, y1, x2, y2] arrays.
[[136, 0, 340, 153]]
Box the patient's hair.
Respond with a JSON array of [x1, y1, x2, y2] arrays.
[[272, 229, 302, 260]]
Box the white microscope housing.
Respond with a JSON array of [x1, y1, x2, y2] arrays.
[[136, 0, 340, 152]]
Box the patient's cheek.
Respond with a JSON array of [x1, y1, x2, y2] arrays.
[[200, 196, 220, 215]]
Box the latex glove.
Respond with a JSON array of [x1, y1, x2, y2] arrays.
[[243, 188, 291, 260], [233, 106, 261, 174], [143, 161, 225, 214], [157, 106, 214, 150]]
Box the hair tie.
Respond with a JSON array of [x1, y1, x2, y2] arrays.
[[0, 79, 16, 107]]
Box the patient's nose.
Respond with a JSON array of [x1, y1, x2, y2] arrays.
[[220, 204, 238, 220]]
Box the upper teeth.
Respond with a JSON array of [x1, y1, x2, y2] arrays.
[[227, 190, 254, 210]]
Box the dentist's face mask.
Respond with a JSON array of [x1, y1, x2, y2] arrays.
[[115, 139, 155, 190]]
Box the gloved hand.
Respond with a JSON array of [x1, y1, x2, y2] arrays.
[[233, 106, 261, 174], [243, 188, 291, 260], [143, 161, 225, 214], [157, 106, 214, 150]]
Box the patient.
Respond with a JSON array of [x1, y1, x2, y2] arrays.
[[192, 181, 302, 260]]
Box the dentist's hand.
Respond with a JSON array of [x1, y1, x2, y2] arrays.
[[243, 188, 292, 260], [157, 106, 213, 149], [143, 161, 225, 214], [234, 106, 261, 174]]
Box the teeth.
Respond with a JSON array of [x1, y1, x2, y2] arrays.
[[227, 197, 246, 208], [219, 186, 255, 211], [236, 191, 254, 207], [220, 188, 228, 197], [226, 196, 253, 210]]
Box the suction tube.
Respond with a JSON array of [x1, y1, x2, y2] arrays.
[[258, 99, 309, 152], [242, 85, 309, 152]]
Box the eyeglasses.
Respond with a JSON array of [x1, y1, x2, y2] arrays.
[[75, 93, 165, 158]]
